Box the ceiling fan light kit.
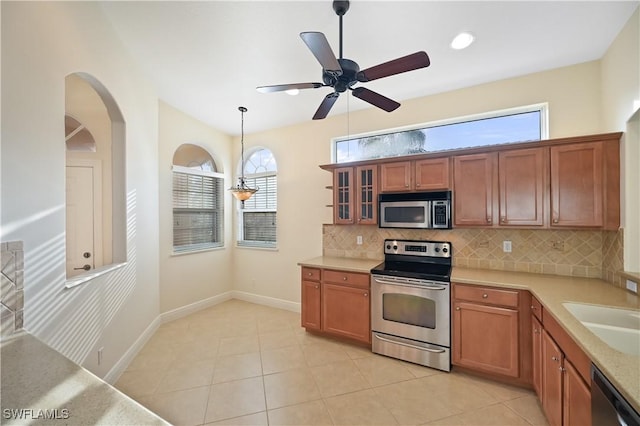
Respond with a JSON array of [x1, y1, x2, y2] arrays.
[[256, 0, 431, 120]]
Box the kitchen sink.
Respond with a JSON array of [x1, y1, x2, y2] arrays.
[[562, 302, 640, 356]]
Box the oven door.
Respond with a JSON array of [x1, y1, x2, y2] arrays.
[[371, 274, 450, 347]]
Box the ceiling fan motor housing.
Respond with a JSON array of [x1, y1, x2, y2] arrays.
[[323, 58, 359, 92]]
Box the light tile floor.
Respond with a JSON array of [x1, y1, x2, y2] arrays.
[[115, 299, 549, 426]]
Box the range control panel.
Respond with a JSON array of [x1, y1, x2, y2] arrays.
[[384, 239, 451, 258]]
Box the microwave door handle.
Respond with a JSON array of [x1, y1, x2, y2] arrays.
[[373, 278, 447, 291]]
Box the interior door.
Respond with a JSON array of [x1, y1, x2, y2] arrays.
[[66, 165, 96, 277]]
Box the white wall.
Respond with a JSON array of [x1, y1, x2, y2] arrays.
[[157, 102, 234, 314], [601, 7, 640, 271], [1, 2, 160, 378]]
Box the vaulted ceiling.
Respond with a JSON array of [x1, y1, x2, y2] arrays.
[[100, 1, 638, 134]]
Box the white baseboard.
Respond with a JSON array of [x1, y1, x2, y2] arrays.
[[104, 315, 161, 385], [232, 291, 301, 313], [159, 291, 234, 324]]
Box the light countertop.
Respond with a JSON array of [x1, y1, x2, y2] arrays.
[[1, 332, 169, 425], [298, 256, 640, 412]]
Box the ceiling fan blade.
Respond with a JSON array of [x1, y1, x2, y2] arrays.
[[300, 32, 342, 73], [256, 82, 324, 93], [313, 93, 340, 120], [357, 51, 430, 82], [351, 87, 400, 112]]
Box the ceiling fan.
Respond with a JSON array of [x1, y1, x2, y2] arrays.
[[256, 0, 431, 120]]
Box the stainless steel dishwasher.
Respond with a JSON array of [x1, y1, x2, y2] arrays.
[[592, 365, 640, 426]]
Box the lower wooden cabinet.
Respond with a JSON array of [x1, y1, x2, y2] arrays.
[[301, 279, 321, 330], [322, 283, 370, 343], [453, 301, 519, 377], [452, 283, 532, 383], [532, 296, 592, 426], [300, 266, 371, 345]]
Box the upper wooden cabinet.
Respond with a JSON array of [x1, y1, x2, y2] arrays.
[[380, 158, 450, 192], [499, 147, 547, 226], [550, 140, 619, 229], [332, 165, 378, 225], [453, 153, 496, 226], [322, 132, 621, 230]]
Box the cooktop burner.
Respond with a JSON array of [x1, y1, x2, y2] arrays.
[[370, 239, 452, 282], [371, 261, 451, 281]]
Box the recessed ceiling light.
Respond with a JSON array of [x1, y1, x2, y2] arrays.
[[451, 32, 474, 50], [285, 89, 300, 96]]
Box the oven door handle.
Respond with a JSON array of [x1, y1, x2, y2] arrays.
[[373, 278, 447, 291], [374, 334, 446, 353]]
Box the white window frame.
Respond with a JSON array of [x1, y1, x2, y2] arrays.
[[236, 150, 277, 249], [332, 103, 549, 163], [172, 164, 225, 254]]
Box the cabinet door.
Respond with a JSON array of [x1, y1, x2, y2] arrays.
[[452, 301, 519, 377], [301, 280, 321, 330], [563, 359, 591, 426], [333, 167, 354, 224], [356, 165, 378, 224], [499, 148, 546, 226], [322, 283, 370, 343], [453, 153, 497, 226], [380, 161, 412, 192], [415, 158, 450, 190], [550, 142, 603, 227], [531, 316, 543, 398], [542, 329, 563, 426]]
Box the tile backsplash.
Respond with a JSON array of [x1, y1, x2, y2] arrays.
[[323, 225, 625, 287], [1, 241, 25, 338]]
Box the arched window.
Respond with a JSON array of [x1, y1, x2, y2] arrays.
[[238, 148, 277, 247], [172, 144, 224, 252]]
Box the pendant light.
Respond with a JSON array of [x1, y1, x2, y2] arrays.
[[229, 106, 258, 206]]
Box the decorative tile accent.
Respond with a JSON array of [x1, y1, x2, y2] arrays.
[[323, 226, 624, 284], [1, 241, 25, 339]]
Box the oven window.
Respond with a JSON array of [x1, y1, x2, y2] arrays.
[[382, 293, 436, 328], [385, 206, 426, 223]]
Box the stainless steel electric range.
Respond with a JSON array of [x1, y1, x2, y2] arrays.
[[370, 239, 452, 371]]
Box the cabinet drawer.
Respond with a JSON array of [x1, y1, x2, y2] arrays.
[[531, 296, 543, 321], [323, 269, 369, 288], [301, 267, 321, 281], [453, 284, 519, 308]]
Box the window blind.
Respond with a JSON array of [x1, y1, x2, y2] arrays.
[[173, 171, 223, 252], [239, 174, 277, 246]]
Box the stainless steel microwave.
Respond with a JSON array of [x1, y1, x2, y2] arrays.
[[379, 191, 452, 229]]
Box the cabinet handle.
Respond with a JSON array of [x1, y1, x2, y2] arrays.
[[531, 305, 537, 310], [551, 356, 559, 362], [500, 217, 506, 223], [455, 306, 461, 311], [534, 328, 540, 334], [416, 183, 421, 187], [308, 272, 313, 276], [343, 276, 348, 281], [559, 366, 565, 372], [315, 285, 319, 289], [363, 293, 368, 297], [405, 184, 409, 187], [553, 218, 559, 224], [482, 293, 488, 299], [486, 217, 492, 223]]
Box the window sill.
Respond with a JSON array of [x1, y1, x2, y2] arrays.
[[235, 243, 278, 252], [171, 246, 225, 257], [65, 262, 128, 289]]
